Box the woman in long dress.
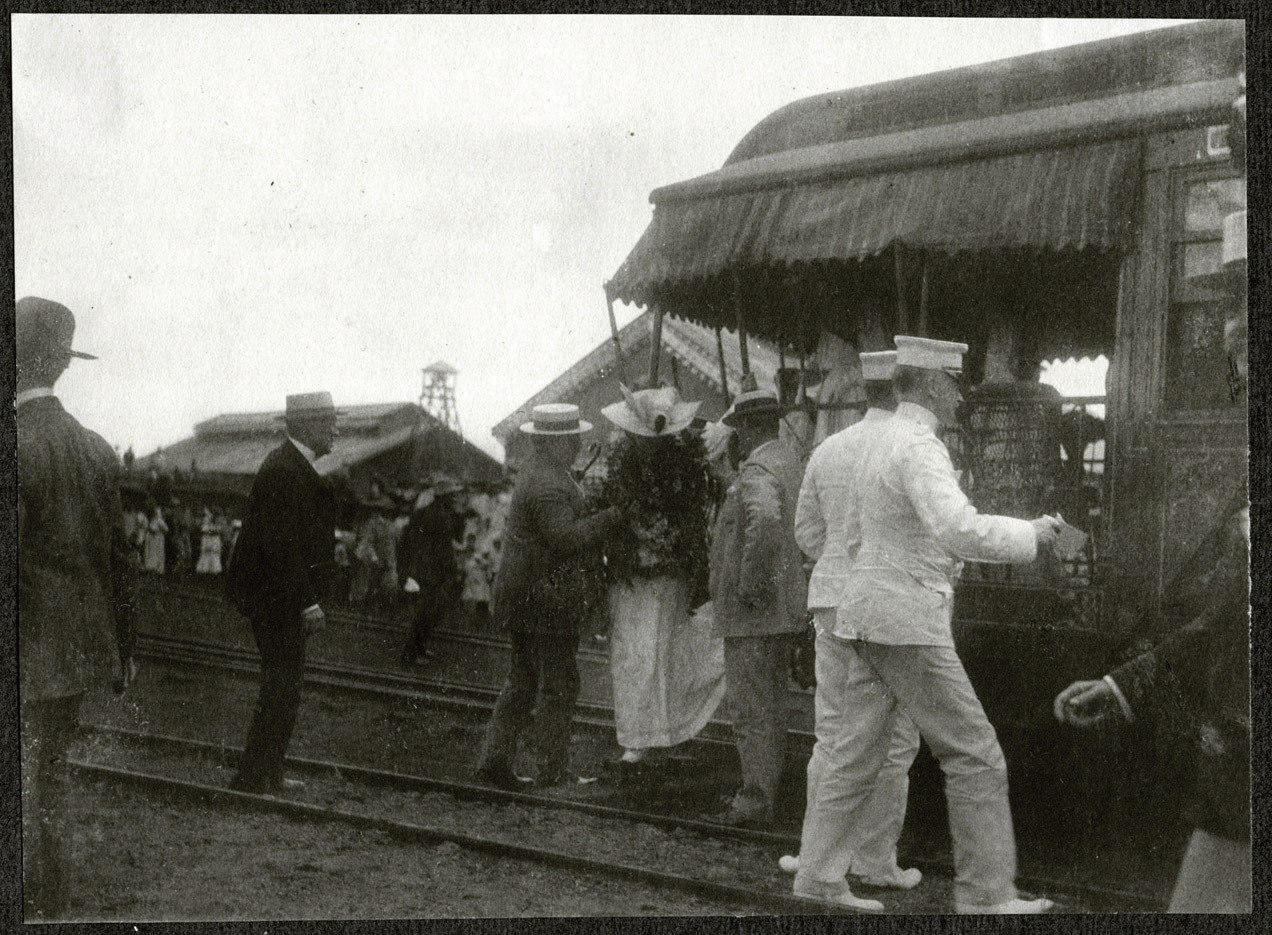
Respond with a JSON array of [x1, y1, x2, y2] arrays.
[[143, 505, 169, 574], [195, 510, 224, 574], [600, 385, 726, 769]]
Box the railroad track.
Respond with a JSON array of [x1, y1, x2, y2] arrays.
[[69, 737, 842, 916], [108, 648, 1164, 913]]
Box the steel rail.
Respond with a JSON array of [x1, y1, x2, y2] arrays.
[[67, 759, 852, 917], [86, 724, 1161, 913]]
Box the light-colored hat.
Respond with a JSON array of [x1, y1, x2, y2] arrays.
[[860, 350, 898, 382], [520, 403, 592, 435], [602, 385, 701, 437], [16, 296, 97, 362], [894, 336, 968, 375], [722, 388, 783, 427], [280, 391, 343, 421]]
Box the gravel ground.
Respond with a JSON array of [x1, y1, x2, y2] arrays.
[[74, 729, 964, 914], [112, 583, 1185, 907], [57, 773, 752, 920]]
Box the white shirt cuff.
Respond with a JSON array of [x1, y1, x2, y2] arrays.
[[1103, 675, 1135, 722]]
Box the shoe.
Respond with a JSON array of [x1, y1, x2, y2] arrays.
[[475, 764, 534, 791], [229, 775, 271, 795], [539, 771, 599, 788], [779, 855, 800, 873], [857, 867, 922, 890], [955, 896, 1055, 914], [792, 880, 884, 913]]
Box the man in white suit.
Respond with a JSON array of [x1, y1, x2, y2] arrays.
[[791, 336, 1061, 914], [783, 351, 920, 912]]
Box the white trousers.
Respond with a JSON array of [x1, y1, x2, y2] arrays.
[[795, 638, 1018, 906], [801, 629, 919, 880], [1168, 829, 1251, 913]]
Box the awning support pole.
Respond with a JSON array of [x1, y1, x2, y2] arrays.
[[605, 294, 624, 383], [732, 273, 753, 389], [894, 245, 909, 335], [648, 306, 664, 387], [918, 256, 931, 336], [715, 326, 731, 405]]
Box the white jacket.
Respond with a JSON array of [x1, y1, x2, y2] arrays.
[[837, 402, 1037, 646], [795, 407, 894, 612]]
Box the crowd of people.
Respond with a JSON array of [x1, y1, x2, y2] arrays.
[[17, 290, 1249, 919]]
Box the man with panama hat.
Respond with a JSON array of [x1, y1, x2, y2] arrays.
[[17, 296, 136, 919], [225, 391, 341, 793], [791, 336, 1062, 913], [476, 403, 622, 789], [707, 387, 807, 828]]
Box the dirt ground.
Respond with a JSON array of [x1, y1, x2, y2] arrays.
[[57, 774, 751, 921]]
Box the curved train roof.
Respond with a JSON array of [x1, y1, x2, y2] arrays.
[[725, 20, 1244, 167]]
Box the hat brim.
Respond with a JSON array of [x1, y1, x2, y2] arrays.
[[520, 419, 592, 435], [276, 410, 346, 422], [69, 349, 98, 360], [601, 399, 700, 437]]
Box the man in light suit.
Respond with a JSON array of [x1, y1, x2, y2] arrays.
[[225, 392, 340, 794], [476, 404, 621, 789], [707, 389, 808, 828], [17, 297, 136, 920], [782, 351, 920, 909], [792, 337, 1061, 913]]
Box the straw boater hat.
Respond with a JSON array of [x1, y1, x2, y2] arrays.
[[859, 350, 898, 382], [16, 296, 98, 362], [520, 403, 592, 435], [721, 388, 783, 427], [893, 336, 968, 375], [277, 391, 344, 422], [603, 385, 701, 437]]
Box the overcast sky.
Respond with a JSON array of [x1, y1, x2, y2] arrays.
[[13, 15, 1191, 460]]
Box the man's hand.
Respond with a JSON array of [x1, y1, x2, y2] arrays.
[[302, 604, 326, 635], [1053, 679, 1119, 727], [1031, 515, 1062, 549]]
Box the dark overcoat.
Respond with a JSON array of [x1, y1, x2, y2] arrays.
[[226, 439, 337, 622]]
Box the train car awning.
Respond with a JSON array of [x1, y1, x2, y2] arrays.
[[607, 79, 1238, 307]]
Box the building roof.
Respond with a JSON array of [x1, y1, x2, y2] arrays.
[[137, 401, 500, 481], [490, 310, 780, 443]]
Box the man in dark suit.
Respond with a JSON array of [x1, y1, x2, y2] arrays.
[[399, 479, 465, 664], [475, 404, 620, 789], [16, 296, 136, 920], [225, 391, 340, 793]]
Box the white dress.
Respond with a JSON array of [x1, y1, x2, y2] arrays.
[[195, 524, 223, 574], [608, 576, 726, 751]]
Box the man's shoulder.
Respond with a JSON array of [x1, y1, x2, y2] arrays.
[[20, 403, 117, 468]]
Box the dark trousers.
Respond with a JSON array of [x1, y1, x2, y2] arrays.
[[403, 584, 454, 659], [723, 634, 792, 819], [21, 693, 83, 920], [235, 613, 306, 790], [478, 627, 580, 781]]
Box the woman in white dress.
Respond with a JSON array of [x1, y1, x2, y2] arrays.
[[143, 504, 169, 574], [195, 509, 224, 574], [599, 385, 726, 769]]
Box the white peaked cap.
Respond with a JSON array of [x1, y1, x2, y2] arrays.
[[859, 351, 898, 382], [894, 336, 968, 374]]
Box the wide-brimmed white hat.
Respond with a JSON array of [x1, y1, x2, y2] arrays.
[[520, 403, 592, 435], [894, 336, 968, 375], [602, 385, 701, 437]]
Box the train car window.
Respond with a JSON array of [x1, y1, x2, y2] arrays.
[[1163, 172, 1245, 412]]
